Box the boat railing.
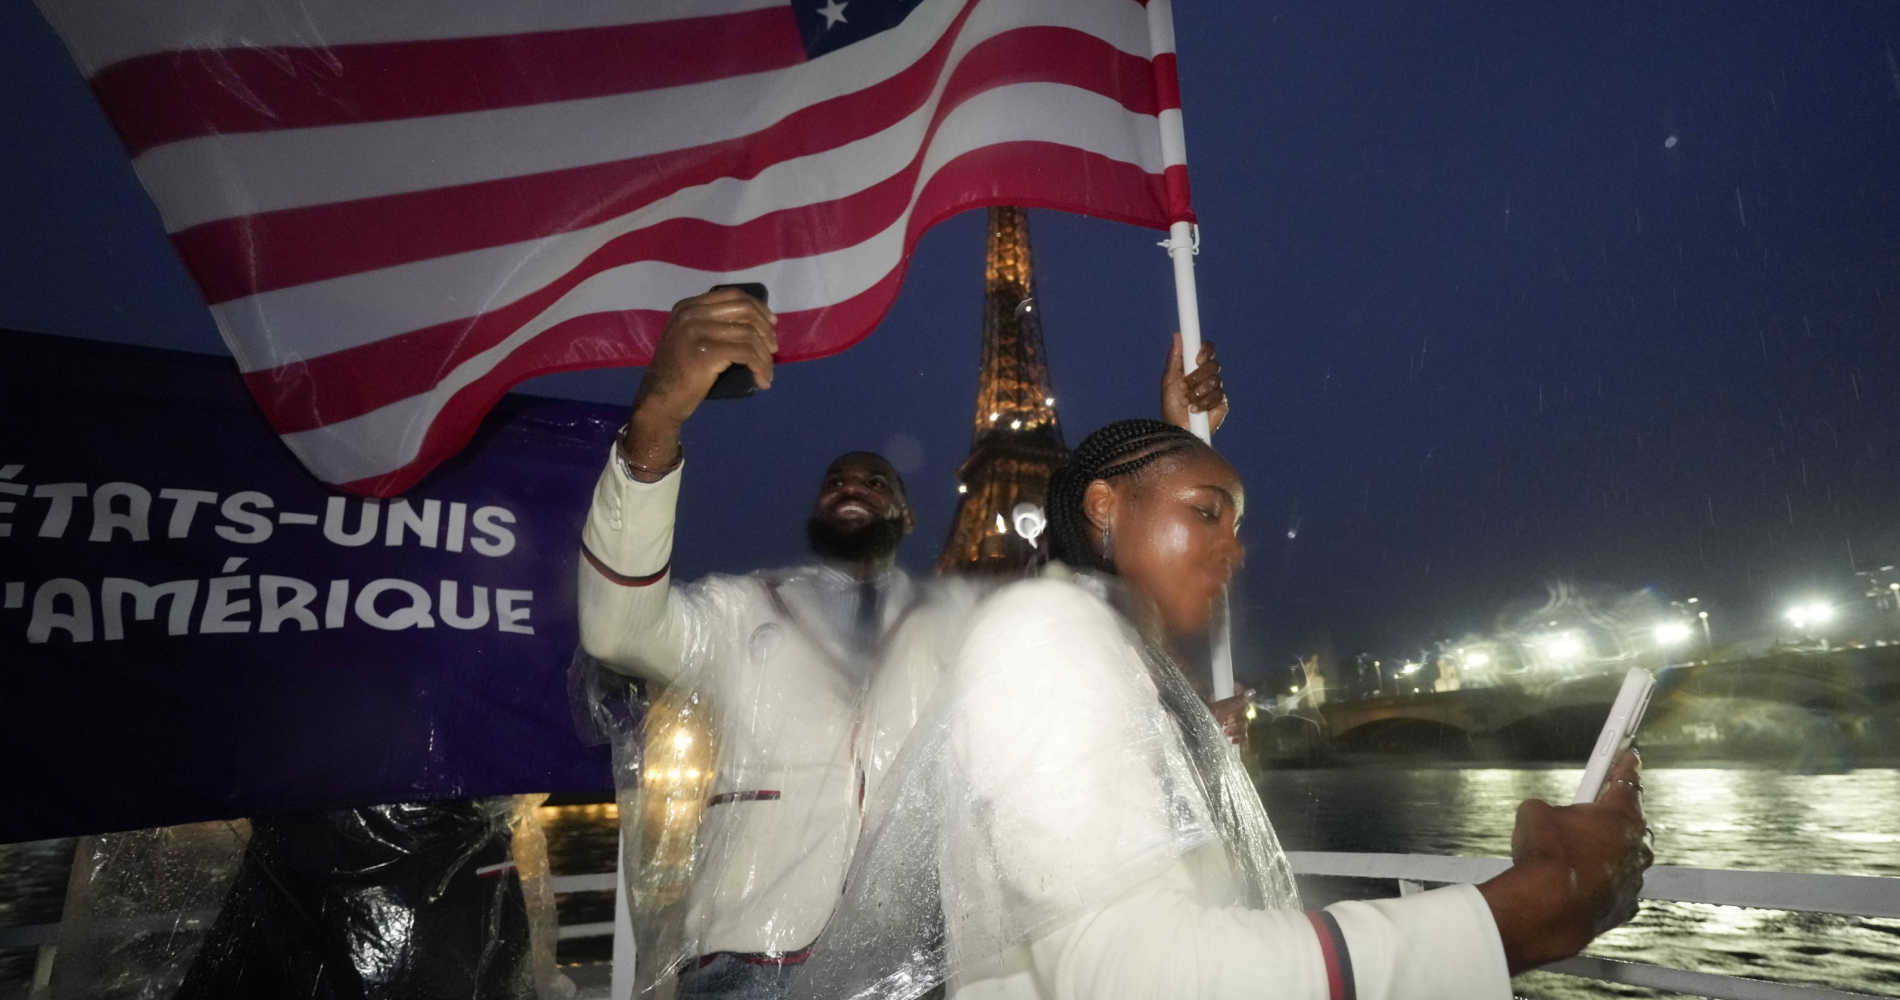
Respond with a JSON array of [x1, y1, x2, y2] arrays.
[[5, 851, 1897, 1000], [1286, 852, 1899, 1000]]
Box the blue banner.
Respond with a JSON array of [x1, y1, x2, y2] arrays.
[[1, 331, 616, 842]]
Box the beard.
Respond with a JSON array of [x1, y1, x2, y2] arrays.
[[806, 514, 905, 565]]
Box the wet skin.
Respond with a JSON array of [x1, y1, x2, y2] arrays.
[[811, 452, 911, 536], [1090, 447, 1245, 636]]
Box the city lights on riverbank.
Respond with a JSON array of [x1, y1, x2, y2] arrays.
[[1653, 621, 1694, 647], [1284, 575, 1900, 708], [1538, 631, 1586, 663], [1784, 601, 1835, 631]]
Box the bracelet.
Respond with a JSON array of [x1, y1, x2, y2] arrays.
[[614, 424, 683, 482]]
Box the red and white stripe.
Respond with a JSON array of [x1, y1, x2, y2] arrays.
[[37, 0, 1193, 495]]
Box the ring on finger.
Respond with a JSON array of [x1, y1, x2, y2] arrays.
[[1611, 777, 1643, 793]]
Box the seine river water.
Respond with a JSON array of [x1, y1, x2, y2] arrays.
[[1256, 766, 1900, 999], [7, 767, 1899, 999]]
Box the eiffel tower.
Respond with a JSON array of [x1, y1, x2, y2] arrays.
[[936, 206, 1068, 574]]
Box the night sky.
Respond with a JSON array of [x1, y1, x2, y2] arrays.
[[5, 2, 1898, 683]]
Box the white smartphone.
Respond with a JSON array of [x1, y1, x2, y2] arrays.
[[1573, 667, 1655, 804]]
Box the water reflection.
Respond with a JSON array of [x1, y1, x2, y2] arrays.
[[1258, 767, 1900, 997]]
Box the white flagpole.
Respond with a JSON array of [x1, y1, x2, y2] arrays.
[[1148, 0, 1236, 700]]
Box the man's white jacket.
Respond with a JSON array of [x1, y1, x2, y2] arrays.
[[577, 450, 951, 958]]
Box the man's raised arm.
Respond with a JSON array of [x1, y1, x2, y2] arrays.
[[576, 288, 778, 682]]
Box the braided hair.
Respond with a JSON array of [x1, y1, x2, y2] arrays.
[[1046, 419, 1206, 573], [1045, 421, 1295, 907]]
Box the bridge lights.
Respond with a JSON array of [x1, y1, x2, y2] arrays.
[[1784, 601, 1835, 631], [1653, 621, 1694, 647], [1538, 631, 1586, 663], [1673, 597, 1712, 647]]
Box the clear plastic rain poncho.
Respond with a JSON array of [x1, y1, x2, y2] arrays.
[[48, 798, 556, 1000], [780, 566, 1299, 999], [581, 558, 1296, 997], [572, 563, 987, 995]]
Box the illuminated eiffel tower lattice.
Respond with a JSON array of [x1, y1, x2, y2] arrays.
[[936, 206, 1068, 574]]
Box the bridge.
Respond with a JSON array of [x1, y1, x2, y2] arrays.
[[1261, 648, 1900, 762]]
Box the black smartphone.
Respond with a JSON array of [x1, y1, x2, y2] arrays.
[[706, 282, 771, 399]]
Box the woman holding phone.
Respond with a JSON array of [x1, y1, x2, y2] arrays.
[[795, 419, 1651, 1000]]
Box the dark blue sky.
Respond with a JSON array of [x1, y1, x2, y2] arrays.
[[5, 1, 1898, 680]]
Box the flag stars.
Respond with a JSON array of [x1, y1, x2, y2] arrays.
[[816, 0, 849, 29]]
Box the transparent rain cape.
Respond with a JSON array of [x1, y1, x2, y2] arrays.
[[784, 567, 1299, 1000], [49, 799, 554, 1000], [573, 565, 985, 994]]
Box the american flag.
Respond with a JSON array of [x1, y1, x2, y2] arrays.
[[36, 0, 1195, 495]]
